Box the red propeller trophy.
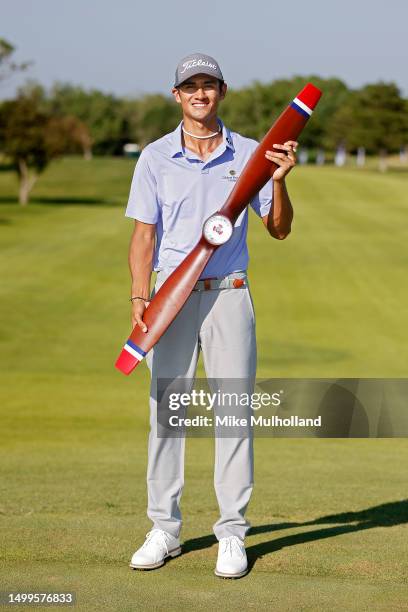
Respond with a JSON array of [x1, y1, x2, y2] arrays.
[[116, 83, 322, 375]]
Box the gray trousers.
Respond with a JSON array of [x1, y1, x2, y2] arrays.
[[145, 271, 256, 541]]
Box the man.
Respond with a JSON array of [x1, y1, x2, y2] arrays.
[[126, 53, 297, 578]]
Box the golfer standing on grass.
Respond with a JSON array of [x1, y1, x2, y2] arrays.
[[125, 53, 297, 578]]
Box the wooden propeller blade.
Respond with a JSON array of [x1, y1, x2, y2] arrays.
[[116, 83, 322, 375]]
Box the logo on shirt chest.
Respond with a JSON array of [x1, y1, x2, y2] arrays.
[[221, 169, 240, 182]]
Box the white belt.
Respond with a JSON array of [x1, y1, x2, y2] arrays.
[[192, 272, 247, 292]]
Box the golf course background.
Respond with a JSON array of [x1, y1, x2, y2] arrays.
[[1, 158, 407, 610]]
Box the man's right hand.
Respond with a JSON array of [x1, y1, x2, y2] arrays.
[[131, 299, 150, 333]]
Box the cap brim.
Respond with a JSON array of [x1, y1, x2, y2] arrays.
[[175, 70, 224, 87]]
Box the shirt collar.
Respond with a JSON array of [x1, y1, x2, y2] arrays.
[[170, 119, 235, 158]]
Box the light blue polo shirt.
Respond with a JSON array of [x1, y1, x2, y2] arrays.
[[125, 120, 273, 278]]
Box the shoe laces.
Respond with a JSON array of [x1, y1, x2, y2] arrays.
[[142, 529, 170, 555], [221, 535, 244, 557]]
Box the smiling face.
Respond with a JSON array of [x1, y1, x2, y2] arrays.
[[172, 74, 227, 125]]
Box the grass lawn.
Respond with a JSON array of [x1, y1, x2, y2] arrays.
[[0, 157, 407, 611]]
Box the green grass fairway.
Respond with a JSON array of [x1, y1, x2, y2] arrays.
[[1, 158, 407, 611]]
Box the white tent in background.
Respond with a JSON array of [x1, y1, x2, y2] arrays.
[[123, 143, 141, 158]]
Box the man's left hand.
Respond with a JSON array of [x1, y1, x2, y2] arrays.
[[265, 140, 298, 182]]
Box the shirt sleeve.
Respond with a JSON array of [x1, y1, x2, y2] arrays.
[[250, 177, 274, 218], [125, 149, 159, 224]]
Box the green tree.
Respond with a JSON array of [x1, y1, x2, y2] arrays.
[[0, 38, 32, 84], [16, 80, 48, 110], [122, 94, 180, 147], [48, 83, 129, 155], [0, 94, 83, 204], [326, 82, 408, 153], [45, 115, 92, 159], [221, 76, 349, 149]]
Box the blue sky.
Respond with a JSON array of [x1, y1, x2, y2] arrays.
[[1, 0, 407, 99]]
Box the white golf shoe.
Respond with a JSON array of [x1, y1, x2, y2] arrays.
[[215, 535, 248, 578], [130, 529, 182, 570]]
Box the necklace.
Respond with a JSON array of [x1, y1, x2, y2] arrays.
[[182, 123, 221, 140]]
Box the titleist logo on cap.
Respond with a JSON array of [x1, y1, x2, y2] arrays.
[[180, 58, 218, 74], [174, 53, 224, 87]]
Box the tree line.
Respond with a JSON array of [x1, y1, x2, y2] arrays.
[[1, 38, 407, 204], [4, 75, 407, 155]]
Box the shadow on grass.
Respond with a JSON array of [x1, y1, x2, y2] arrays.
[[0, 196, 120, 206], [182, 499, 408, 575], [0, 163, 14, 172]]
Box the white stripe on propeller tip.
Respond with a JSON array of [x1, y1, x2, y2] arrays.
[[293, 97, 313, 116], [124, 343, 145, 361]]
